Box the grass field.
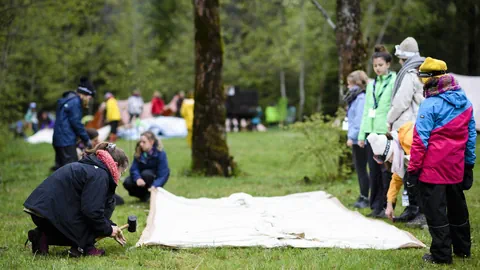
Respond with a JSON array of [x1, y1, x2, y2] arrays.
[[1, 130, 479, 269]]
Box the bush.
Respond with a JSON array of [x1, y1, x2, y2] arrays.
[[289, 108, 351, 182]]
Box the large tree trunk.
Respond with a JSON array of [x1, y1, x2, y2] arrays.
[[192, 0, 234, 177], [466, 1, 478, 75], [336, 0, 366, 102]]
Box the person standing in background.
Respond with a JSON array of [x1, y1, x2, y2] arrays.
[[180, 91, 195, 147], [104, 92, 121, 142], [25, 102, 39, 134], [127, 89, 144, 124], [151, 91, 165, 117]]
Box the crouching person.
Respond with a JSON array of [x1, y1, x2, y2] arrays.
[[24, 142, 129, 257], [123, 131, 170, 202], [407, 57, 476, 264]]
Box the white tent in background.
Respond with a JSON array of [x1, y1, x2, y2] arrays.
[[453, 73, 480, 131]]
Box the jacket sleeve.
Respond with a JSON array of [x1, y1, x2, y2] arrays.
[[465, 108, 477, 165], [348, 94, 365, 141], [387, 173, 403, 203], [387, 73, 415, 125], [408, 99, 436, 173], [129, 158, 142, 182], [153, 151, 170, 187], [358, 84, 373, 141], [80, 174, 113, 237], [67, 99, 90, 143]]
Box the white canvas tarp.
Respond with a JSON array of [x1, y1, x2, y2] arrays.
[[452, 73, 480, 131], [137, 189, 425, 250], [26, 125, 111, 144]]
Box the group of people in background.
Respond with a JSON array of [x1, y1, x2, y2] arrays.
[[23, 77, 172, 257], [345, 37, 476, 264]]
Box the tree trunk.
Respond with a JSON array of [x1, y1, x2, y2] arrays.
[[336, 0, 366, 103], [192, 0, 234, 177], [298, 0, 306, 120], [466, 1, 478, 75], [280, 69, 286, 98]]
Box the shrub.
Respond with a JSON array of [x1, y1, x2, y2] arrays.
[[289, 108, 351, 182]]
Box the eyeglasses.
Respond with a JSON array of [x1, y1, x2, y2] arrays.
[[416, 70, 447, 78]]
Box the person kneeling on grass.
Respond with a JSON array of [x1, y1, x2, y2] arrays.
[[123, 131, 170, 202], [24, 142, 129, 257]]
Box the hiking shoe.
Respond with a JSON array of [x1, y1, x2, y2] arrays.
[[406, 214, 427, 229], [25, 229, 48, 255], [353, 196, 369, 209], [394, 206, 419, 222], [68, 247, 83, 258], [422, 253, 452, 264]]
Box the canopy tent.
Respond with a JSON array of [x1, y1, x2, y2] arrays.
[[137, 189, 425, 250]]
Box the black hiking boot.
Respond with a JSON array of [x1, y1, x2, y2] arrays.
[[422, 253, 452, 264]]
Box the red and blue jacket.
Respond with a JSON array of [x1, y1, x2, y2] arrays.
[[408, 75, 476, 184]]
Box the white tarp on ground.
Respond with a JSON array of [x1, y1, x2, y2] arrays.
[[137, 189, 425, 250], [452, 73, 480, 131], [117, 116, 187, 140], [26, 126, 111, 144]]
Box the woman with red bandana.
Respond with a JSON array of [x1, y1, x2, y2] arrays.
[[24, 142, 129, 257], [407, 57, 476, 264]]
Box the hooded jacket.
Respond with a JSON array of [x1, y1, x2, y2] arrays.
[[130, 148, 170, 188], [53, 91, 90, 147], [408, 75, 476, 184], [105, 97, 121, 122], [24, 155, 116, 248]]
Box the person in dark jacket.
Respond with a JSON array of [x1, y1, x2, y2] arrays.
[[52, 77, 95, 170], [123, 131, 170, 202], [24, 142, 129, 257], [407, 58, 476, 264]]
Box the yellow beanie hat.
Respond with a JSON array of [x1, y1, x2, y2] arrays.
[[418, 57, 448, 83]]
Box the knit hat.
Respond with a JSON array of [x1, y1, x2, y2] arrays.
[[418, 57, 448, 83], [77, 77, 96, 97], [366, 133, 393, 164], [395, 37, 419, 59]]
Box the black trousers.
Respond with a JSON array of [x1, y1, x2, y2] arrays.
[[123, 169, 155, 200], [53, 145, 78, 169], [352, 145, 369, 198], [30, 215, 74, 247], [418, 181, 471, 262], [109, 120, 119, 135], [366, 142, 392, 211]]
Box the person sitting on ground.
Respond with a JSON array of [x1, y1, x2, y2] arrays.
[[366, 122, 426, 229], [24, 142, 129, 257], [407, 57, 476, 264], [123, 131, 170, 202], [37, 110, 55, 130]]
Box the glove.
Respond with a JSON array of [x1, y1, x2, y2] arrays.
[[405, 171, 419, 188], [463, 163, 474, 190]]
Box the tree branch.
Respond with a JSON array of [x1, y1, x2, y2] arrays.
[[310, 0, 336, 30]]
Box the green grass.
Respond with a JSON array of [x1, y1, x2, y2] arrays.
[[1, 130, 479, 269]]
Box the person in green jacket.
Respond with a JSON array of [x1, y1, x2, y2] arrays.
[[358, 45, 396, 218]]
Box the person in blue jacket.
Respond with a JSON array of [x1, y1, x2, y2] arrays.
[[52, 77, 95, 170], [123, 131, 170, 202], [344, 70, 370, 209]]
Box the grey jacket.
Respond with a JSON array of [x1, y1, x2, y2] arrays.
[[387, 71, 424, 130]]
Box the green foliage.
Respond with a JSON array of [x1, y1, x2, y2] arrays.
[[289, 108, 351, 182]]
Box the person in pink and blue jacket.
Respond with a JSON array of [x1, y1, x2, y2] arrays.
[[406, 57, 476, 264]]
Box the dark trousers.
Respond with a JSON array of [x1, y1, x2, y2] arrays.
[[30, 215, 74, 246], [123, 169, 155, 200], [53, 145, 78, 169], [109, 120, 119, 135], [129, 113, 140, 123], [352, 145, 369, 198], [366, 143, 392, 211], [403, 178, 421, 212], [418, 181, 470, 262]]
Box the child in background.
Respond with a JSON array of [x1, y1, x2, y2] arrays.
[[407, 57, 476, 264], [358, 45, 397, 218], [104, 92, 121, 142], [344, 70, 370, 208], [151, 91, 165, 117]]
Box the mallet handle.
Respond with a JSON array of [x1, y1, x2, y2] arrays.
[[95, 223, 129, 242]]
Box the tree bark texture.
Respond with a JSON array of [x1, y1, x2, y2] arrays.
[[192, 0, 234, 176], [335, 0, 366, 102]]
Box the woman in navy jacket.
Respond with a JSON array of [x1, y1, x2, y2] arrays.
[[123, 131, 170, 202], [24, 142, 129, 257]]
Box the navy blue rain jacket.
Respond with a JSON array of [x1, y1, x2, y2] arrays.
[[130, 148, 170, 187], [53, 91, 90, 147]]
